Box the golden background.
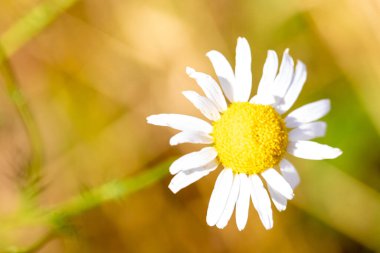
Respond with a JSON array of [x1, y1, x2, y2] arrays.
[[0, 0, 379, 252]]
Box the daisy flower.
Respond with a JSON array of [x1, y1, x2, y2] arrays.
[[147, 37, 342, 231]]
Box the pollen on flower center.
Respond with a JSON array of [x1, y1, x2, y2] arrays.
[[212, 102, 288, 175]]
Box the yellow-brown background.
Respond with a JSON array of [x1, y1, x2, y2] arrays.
[[0, 0, 379, 252]]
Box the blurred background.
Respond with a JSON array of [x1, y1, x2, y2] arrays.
[[0, 0, 380, 252]]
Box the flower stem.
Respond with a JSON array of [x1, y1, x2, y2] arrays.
[[0, 46, 43, 195], [49, 158, 172, 220], [5, 231, 55, 253], [0, 0, 80, 196], [2, 158, 173, 253], [0, 0, 79, 61]]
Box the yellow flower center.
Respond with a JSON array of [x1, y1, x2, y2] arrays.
[[213, 102, 288, 175]]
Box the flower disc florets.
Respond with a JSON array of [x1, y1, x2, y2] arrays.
[[213, 102, 288, 174]]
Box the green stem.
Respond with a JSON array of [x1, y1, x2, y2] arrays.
[[3, 158, 172, 253], [0, 0, 79, 61], [5, 231, 55, 253], [0, 46, 43, 194], [24, 232, 54, 253], [0, 0, 80, 194], [49, 158, 172, 220]]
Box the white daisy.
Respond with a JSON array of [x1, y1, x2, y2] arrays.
[[147, 37, 342, 231]]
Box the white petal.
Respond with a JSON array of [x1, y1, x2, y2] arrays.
[[249, 94, 276, 105], [169, 131, 213, 146], [234, 37, 252, 102], [182, 91, 220, 121], [287, 141, 343, 160], [280, 60, 307, 113], [185, 67, 228, 112], [216, 174, 240, 229], [288, 121, 327, 141], [147, 114, 213, 133], [271, 49, 294, 100], [206, 50, 236, 102], [168, 160, 219, 193], [267, 184, 288, 211], [261, 168, 294, 200], [250, 175, 273, 230], [257, 50, 278, 97], [169, 147, 218, 175], [207, 169, 234, 226], [235, 174, 251, 231], [280, 159, 300, 189], [285, 99, 331, 128]]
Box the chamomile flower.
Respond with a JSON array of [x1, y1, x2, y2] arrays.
[[147, 37, 342, 231]]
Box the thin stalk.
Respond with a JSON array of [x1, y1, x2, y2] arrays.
[[0, 0, 79, 61], [0, 0, 80, 196], [0, 46, 43, 195], [23, 232, 55, 253], [49, 158, 172, 220], [5, 231, 55, 253], [2, 158, 172, 253]]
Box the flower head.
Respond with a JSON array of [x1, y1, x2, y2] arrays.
[[147, 37, 342, 230]]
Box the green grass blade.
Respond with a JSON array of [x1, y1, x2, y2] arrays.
[[0, 0, 79, 61]]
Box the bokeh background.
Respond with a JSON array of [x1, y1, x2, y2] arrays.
[[0, 0, 380, 252]]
